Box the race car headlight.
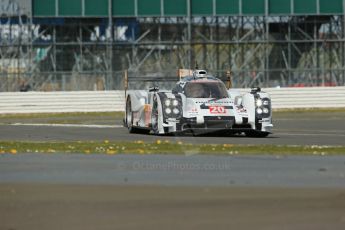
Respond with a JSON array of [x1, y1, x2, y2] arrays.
[[263, 100, 270, 106], [164, 99, 171, 107], [256, 108, 263, 114], [173, 108, 180, 114], [165, 108, 172, 114], [256, 99, 263, 107], [263, 108, 269, 114], [172, 99, 179, 106]]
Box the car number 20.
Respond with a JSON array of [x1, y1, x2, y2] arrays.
[[209, 106, 226, 114]]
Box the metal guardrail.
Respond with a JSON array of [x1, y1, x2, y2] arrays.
[[268, 87, 345, 109], [0, 91, 126, 114], [240, 87, 345, 109], [0, 87, 344, 114]]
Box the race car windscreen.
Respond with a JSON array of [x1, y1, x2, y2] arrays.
[[184, 82, 228, 99]]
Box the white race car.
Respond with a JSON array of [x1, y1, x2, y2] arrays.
[[124, 69, 273, 137]]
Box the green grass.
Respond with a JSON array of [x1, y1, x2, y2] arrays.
[[273, 108, 345, 113], [0, 112, 125, 120], [1, 141, 344, 156], [0, 112, 125, 125]]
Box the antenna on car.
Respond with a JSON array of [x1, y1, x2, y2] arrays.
[[193, 62, 199, 79]]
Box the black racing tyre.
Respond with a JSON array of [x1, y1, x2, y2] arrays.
[[126, 97, 150, 134], [151, 95, 160, 135], [126, 97, 136, 133], [245, 130, 270, 138]]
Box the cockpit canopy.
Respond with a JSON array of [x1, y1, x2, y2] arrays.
[[176, 81, 229, 99], [184, 81, 228, 98], [173, 70, 229, 99]]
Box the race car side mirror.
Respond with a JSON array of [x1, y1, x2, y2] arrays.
[[250, 87, 261, 94], [149, 86, 159, 92]]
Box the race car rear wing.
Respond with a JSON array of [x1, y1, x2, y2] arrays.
[[123, 69, 180, 91], [177, 69, 193, 80], [123, 68, 233, 91], [178, 68, 233, 89], [123, 68, 197, 90], [225, 70, 232, 89]]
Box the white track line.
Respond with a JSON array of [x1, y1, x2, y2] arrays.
[[8, 123, 123, 128], [278, 132, 345, 137], [278, 129, 345, 134]]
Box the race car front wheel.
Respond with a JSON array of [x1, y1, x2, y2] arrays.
[[151, 95, 164, 135], [151, 96, 159, 134]]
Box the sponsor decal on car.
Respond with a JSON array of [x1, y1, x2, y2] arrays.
[[259, 118, 270, 123], [187, 107, 199, 116], [209, 106, 226, 114], [166, 118, 179, 123]]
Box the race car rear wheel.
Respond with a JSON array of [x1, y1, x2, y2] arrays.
[[126, 97, 150, 134], [126, 97, 136, 133]]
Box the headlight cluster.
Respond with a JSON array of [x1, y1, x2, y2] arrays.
[[164, 99, 181, 115], [256, 99, 263, 107], [256, 98, 270, 115]]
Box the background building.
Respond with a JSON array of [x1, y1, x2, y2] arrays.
[[1, 0, 345, 91]]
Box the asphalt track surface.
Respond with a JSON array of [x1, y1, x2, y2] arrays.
[[1, 112, 345, 229], [0, 111, 345, 145], [0, 154, 345, 230]]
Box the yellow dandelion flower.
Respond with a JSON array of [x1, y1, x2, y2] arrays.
[[10, 149, 17, 154], [106, 150, 117, 155], [104, 140, 109, 144], [138, 149, 145, 154], [156, 140, 162, 145], [84, 150, 91, 154]]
